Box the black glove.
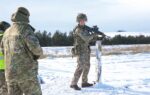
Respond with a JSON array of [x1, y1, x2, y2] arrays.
[[33, 55, 40, 60]]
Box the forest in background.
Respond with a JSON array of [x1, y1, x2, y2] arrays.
[[35, 30, 150, 46]]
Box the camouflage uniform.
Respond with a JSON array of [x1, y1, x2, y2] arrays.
[[0, 29, 7, 95], [0, 21, 10, 95], [0, 71, 7, 95], [0, 31, 7, 95], [1, 7, 43, 95], [71, 25, 96, 85]]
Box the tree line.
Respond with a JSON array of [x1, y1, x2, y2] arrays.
[[35, 30, 150, 46]]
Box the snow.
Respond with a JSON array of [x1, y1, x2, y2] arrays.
[[38, 53, 150, 95], [42, 44, 150, 57]]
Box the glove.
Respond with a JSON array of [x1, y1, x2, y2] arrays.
[[33, 55, 40, 60]]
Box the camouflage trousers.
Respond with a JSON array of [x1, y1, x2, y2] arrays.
[[0, 71, 7, 95], [71, 53, 90, 85], [6, 76, 42, 95]]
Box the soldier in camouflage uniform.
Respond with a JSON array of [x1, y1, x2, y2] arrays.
[[0, 21, 10, 95], [1, 7, 43, 95], [70, 13, 100, 90]]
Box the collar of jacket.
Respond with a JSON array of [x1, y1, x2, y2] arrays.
[[13, 22, 35, 32]]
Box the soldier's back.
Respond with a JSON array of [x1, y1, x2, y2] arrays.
[[2, 23, 38, 80]]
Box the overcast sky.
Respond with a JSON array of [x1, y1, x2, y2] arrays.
[[0, 0, 150, 33]]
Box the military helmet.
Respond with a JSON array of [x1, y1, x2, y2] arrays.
[[11, 7, 30, 23], [0, 21, 10, 31], [76, 13, 87, 22]]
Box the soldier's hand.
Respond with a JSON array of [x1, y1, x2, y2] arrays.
[[33, 55, 40, 60]]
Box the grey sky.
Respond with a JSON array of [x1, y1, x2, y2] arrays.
[[0, 0, 150, 33]]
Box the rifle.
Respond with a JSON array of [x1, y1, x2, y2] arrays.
[[89, 25, 110, 40]]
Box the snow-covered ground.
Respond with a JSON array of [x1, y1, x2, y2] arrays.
[[42, 44, 150, 57], [38, 53, 150, 95]]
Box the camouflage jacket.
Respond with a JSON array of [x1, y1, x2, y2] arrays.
[[73, 25, 96, 55], [1, 22, 43, 80], [0, 30, 5, 70], [0, 30, 4, 41]]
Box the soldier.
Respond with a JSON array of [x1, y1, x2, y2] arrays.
[[1, 7, 43, 95], [0, 21, 10, 95], [70, 13, 102, 90]]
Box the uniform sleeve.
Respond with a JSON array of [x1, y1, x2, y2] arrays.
[[0, 34, 4, 54], [24, 27, 43, 58], [0, 40, 4, 54], [75, 28, 95, 43]]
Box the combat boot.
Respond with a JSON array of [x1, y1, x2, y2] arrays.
[[70, 85, 81, 90], [82, 83, 93, 87]]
